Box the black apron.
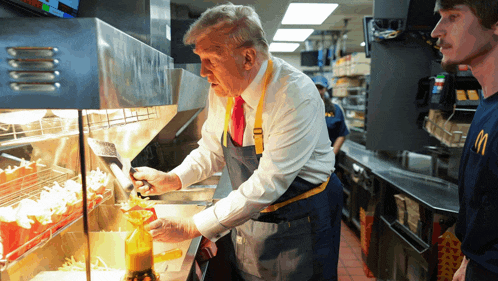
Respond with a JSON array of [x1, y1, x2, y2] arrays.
[[219, 60, 343, 281]]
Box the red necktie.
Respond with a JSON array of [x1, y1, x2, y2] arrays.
[[231, 96, 245, 146]]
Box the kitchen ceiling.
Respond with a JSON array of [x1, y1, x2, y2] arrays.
[[170, 0, 373, 54]]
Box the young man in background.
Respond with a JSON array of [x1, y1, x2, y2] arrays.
[[431, 0, 498, 280]]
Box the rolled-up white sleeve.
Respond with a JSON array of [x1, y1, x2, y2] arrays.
[[192, 205, 230, 241]]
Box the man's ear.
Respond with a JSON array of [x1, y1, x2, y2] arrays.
[[493, 22, 498, 36], [243, 47, 257, 70]]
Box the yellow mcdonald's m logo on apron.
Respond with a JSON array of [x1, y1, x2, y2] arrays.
[[474, 130, 488, 156]]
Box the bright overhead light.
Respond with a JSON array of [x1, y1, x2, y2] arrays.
[[360, 42, 366, 47], [282, 3, 339, 25], [269, 42, 300, 52], [273, 29, 314, 42]]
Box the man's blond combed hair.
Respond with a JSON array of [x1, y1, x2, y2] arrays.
[[183, 3, 270, 59]]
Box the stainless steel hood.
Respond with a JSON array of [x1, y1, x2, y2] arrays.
[[0, 17, 210, 172], [0, 17, 175, 109]]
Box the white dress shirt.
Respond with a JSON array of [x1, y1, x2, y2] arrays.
[[171, 57, 335, 241]]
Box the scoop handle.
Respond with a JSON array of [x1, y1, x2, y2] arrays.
[[129, 167, 153, 191], [110, 163, 134, 192]]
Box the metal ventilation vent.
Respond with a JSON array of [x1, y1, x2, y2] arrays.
[[7, 47, 61, 92]]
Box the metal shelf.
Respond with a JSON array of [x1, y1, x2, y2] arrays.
[[347, 87, 366, 92], [0, 107, 159, 147], [455, 100, 479, 107], [342, 105, 366, 111], [423, 117, 467, 148], [346, 117, 365, 122]]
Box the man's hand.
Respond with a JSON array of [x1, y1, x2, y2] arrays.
[[131, 167, 182, 196], [453, 256, 469, 281], [145, 217, 201, 243]]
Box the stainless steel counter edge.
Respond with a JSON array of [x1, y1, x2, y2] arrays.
[[159, 236, 202, 281], [340, 140, 459, 215]]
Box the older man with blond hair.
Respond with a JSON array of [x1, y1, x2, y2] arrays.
[[133, 3, 343, 280]]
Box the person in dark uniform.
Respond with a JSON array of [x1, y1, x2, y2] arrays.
[[132, 3, 343, 281], [312, 75, 350, 156], [431, 0, 498, 280]]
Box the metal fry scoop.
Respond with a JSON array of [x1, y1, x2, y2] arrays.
[[87, 138, 135, 194]]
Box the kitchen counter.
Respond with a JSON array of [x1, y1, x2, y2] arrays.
[[375, 168, 458, 215], [340, 140, 459, 215]]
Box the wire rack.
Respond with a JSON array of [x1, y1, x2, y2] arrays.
[[0, 166, 112, 268], [85, 107, 158, 131], [0, 166, 69, 206], [0, 107, 159, 146]]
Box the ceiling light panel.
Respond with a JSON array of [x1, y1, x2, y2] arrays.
[[273, 29, 314, 42], [269, 42, 300, 52], [282, 3, 339, 25]]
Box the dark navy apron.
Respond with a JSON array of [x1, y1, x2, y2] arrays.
[[220, 60, 343, 281]]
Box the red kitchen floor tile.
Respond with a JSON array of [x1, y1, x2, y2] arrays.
[[338, 221, 378, 280], [338, 267, 349, 276], [346, 267, 368, 276], [341, 253, 358, 260], [342, 259, 363, 268], [351, 276, 377, 281]]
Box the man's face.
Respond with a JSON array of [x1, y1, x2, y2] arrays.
[[431, 5, 498, 69], [194, 32, 249, 98]]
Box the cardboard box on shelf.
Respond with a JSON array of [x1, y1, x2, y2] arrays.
[[467, 90, 479, 100], [350, 63, 371, 76], [351, 52, 371, 64], [394, 194, 407, 225], [456, 90, 467, 101], [404, 196, 420, 233], [333, 87, 348, 97], [335, 77, 361, 88]]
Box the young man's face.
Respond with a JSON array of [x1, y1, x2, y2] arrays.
[[431, 5, 498, 69], [194, 32, 250, 98]]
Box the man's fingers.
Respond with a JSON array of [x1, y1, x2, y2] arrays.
[[132, 171, 146, 181], [137, 185, 152, 195], [134, 180, 144, 187], [149, 229, 159, 237], [146, 219, 163, 231]]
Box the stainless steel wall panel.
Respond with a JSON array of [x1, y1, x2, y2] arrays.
[[170, 68, 209, 112], [77, 0, 171, 56], [150, 0, 172, 56]]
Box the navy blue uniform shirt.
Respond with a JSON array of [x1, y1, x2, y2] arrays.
[[456, 92, 498, 273], [325, 103, 350, 145]]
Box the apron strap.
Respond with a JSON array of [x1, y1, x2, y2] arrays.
[[223, 97, 234, 147], [253, 59, 274, 155], [260, 177, 330, 213], [223, 59, 274, 154]]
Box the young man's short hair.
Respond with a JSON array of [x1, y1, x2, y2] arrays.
[[434, 0, 498, 29]]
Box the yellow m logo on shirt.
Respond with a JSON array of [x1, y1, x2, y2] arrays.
[[474, 130, 488, 156]]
